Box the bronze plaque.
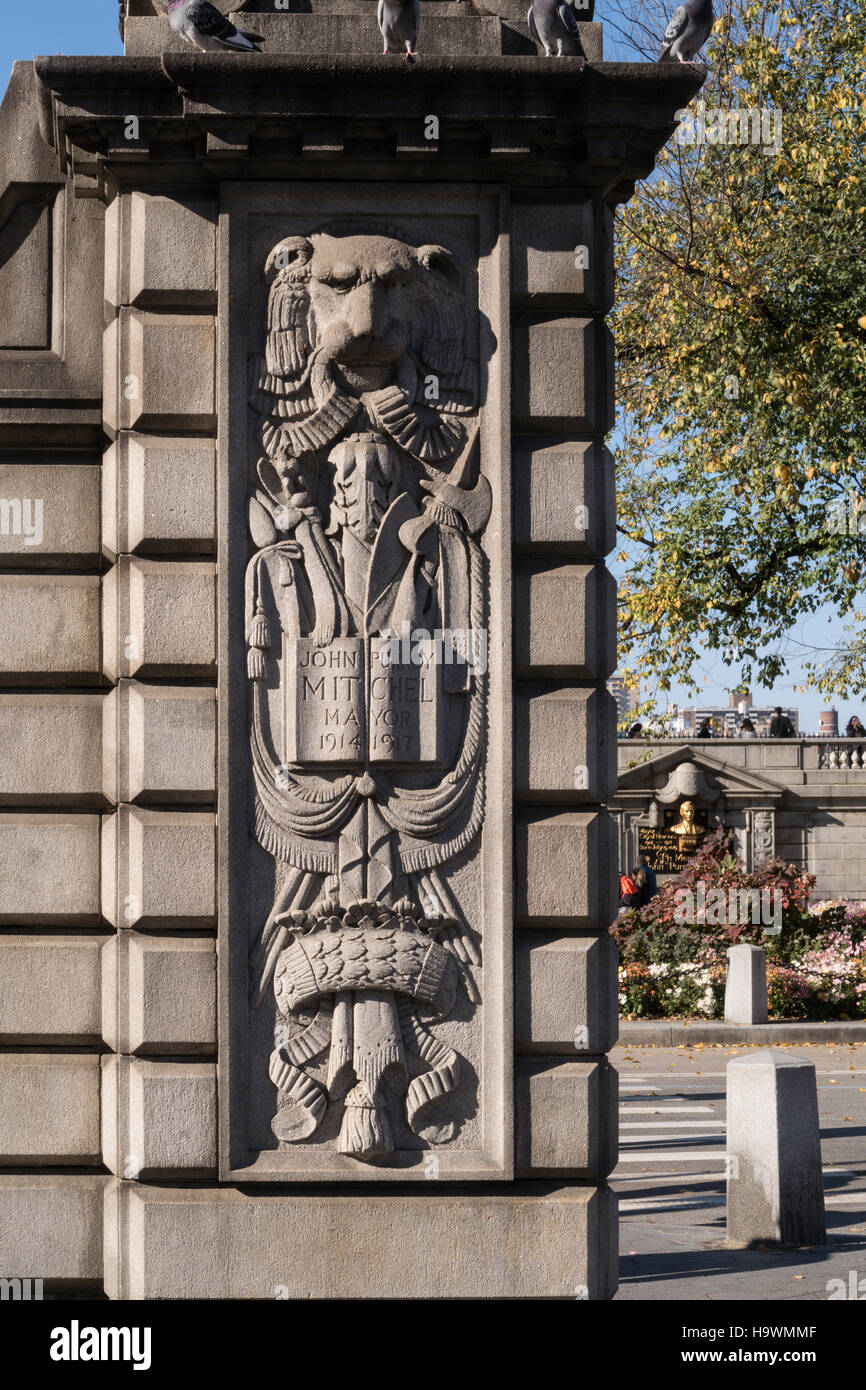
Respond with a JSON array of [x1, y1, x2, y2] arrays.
[[638, 807, 710, 874]]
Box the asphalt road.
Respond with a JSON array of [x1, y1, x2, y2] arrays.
[[610, 1043, 866, 1300]]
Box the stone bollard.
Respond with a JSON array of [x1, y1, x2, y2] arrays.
[[724, 944, 768, 1025], [726, 1051, 826, 1246]]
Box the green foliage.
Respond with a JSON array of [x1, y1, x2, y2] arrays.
[[613, 828, 866, 1018], [614, 0, 866, 699]]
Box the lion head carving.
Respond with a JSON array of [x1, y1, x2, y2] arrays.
[[251, 227, 475, 466]]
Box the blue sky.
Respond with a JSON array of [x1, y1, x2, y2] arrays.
[[3, 3, 123, 82], [621, 602, 850, 734], [1, 6, 854, 733]]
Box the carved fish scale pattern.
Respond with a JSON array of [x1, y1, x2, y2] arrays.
[[274, 919, 455, 1017]]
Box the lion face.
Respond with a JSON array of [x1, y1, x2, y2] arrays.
[[306, 235, 418, 391], [262, 230, 465, 396]]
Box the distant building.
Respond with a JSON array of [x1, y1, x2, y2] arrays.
[[607, 674, 639, 727], [673, 692, 798, 738], [820, 709, 839, 737]]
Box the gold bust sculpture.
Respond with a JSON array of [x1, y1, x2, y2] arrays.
[[670, 799, 698, 836]]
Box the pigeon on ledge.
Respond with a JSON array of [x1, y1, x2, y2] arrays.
[[527, 0, 585, 58], [658, 0, 714, 62], [378, 0, 421, 59], [166, 0, 263, 52]]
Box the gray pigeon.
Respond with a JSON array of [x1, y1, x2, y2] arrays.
[[527, 0, 585, 58], [658, 0, 713, 62], [378, 0, 420, 58], [167, 0, 263, 52]]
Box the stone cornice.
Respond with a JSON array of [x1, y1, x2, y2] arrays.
[[33, 54, 704, 201]]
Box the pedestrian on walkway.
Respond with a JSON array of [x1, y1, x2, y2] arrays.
[[738, 716, 757, 739], [769, 706, 794, 737], [696, 717, 714, 738], [845, 714, 865, 737], [619, 871, 641, 911], [637, 854, 658, 901]]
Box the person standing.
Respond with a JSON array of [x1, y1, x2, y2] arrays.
[[845, 714, 865, 737], [636, 855, 658, 902], [739, 716, 757, 739], [619, 871, 641, 911], [769, 706, 794, 738]]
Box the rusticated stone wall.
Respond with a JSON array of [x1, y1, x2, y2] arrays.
[[0, 30, 701, 1298]]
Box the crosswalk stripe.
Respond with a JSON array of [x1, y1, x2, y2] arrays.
[[620, 1105, 716, 1113], [620, 1120, 727, 1128], [616, 1150, 730, 1162], [618, 1193, 866, 1213]]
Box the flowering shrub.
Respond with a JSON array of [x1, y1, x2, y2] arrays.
[[613, 830, 866, 1020]]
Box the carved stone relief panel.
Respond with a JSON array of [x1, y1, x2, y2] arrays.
[[220, 186, 510, 1181], [751, 808, 775, 866]]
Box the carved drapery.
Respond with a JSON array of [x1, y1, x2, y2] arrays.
[[245, 224, 489, 1162]]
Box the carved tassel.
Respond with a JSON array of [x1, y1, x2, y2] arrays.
[[250, 606, 270, 650], [338, 1084, 393, 1160], [247, 647, 266, 681]]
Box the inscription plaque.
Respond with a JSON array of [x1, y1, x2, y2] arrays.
[[284, 637, 365, 764], [639, 807, 711, 874], [283, 636, 440, 766]]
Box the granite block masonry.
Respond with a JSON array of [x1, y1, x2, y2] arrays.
[[0, 4, 702, 1298]]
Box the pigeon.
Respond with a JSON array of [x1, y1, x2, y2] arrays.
[[378, 0, 420, 59], [527, 0, 585, 58], [166, 0, 263, 52], [658, 0, 713, 62]]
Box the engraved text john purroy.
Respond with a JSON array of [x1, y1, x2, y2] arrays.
[[284, 636, 440, 765]]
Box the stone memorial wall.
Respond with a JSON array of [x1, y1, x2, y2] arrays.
[[615, 740, 866, 896], [0, 6, 700, 1298]]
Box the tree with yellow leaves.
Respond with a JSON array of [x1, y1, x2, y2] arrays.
[[611, 0, 866, 702]]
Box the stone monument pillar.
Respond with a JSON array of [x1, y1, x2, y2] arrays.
[[0, 4, 701, 1298]]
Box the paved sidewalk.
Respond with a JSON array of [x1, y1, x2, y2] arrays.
[[612, 1042, 866, 1300], [619, 1020, 866, 1045], [616, 1206, 866, 1301]]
